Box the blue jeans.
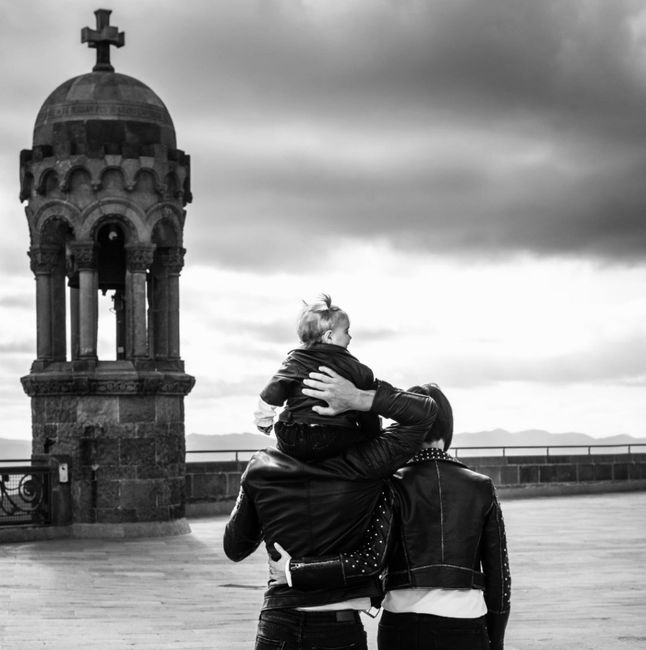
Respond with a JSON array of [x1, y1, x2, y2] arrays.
[[255, 609, 368, 650], [378, 611, 489, 650]]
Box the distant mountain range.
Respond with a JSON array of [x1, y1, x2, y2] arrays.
[[0, 438, 32, 460], [184, 429, 646, 453], [3, 429, 645, 460]]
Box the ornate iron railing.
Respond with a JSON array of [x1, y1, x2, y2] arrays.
[[0, 462, 52, 526]]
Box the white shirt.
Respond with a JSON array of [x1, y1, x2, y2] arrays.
[[383, 588, 487, 618], [297, 597, 372, 612]]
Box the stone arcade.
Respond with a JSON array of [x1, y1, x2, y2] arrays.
[[19, 9, 195, 536]]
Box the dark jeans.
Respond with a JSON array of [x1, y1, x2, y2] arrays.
[[275, 422, 367, 462], [378, 611, 489, 650], [255, 608, 368, 650]]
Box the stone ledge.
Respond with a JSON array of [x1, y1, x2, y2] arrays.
[[21, 367, 195, 396], [186, 500, 235, 518], [0, 518, 191, 544], [498, 479, 646, 499]]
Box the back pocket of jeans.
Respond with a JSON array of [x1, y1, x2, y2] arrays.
[[255, 635, 286, 650]]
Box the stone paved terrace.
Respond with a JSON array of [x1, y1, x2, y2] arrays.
[[1, 492, 645, 650]]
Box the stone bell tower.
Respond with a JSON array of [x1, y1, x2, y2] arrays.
[[19, 9, 195, 535]]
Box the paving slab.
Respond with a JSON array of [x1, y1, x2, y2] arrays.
[[1, 492, 645, 649]]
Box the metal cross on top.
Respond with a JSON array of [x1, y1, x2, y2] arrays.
[[81, 9, 125, 72]]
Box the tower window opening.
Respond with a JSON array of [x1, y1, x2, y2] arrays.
[[96, 223, 127, 360]]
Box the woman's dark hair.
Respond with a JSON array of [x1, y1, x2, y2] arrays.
[[407, 383, 453, 450]]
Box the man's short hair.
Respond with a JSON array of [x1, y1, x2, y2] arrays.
[[407, 383, 453, 450]]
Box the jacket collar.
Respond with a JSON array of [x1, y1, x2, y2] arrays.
[[407, 447, 467, 468]]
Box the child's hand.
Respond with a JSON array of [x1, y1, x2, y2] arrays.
[[254, 399, 277, 433]]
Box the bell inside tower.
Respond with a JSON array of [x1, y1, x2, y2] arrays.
[[97, 222, 127, 360]]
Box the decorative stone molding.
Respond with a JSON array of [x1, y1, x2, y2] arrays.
[[125, 244, 155, 272], [19, 151, 192, 205], [28, 246, 61, 275], [70, 242, 97, 270], [21, 372, 195, 397]]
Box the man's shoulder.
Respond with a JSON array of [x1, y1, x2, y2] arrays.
[[242, 447, 330, 482], [245, 446, 289, 470], [243, 447, 289, 479], [244, 447, 368, 487]]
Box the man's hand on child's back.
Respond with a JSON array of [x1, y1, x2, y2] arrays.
[[303, 366, 375, 415]]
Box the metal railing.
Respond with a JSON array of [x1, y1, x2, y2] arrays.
[[0, 463, 52, 526], [452, 443, 646, 458], [186, 449, 261, 465], [185, 443, 646, 462]]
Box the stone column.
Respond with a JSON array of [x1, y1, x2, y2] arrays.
[[72, 242, 98, 360], [69, 285, 80, 360], [126, 244, 155, 359], [167, 247, 185, 360], [66, 252, 80, 361], [149, 255, 169, 360], [51, 256, 67, 361], [29, 246, 59, 364]]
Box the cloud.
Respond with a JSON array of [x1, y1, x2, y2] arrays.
[[4, 0, 646, 273], [0, 342, 32, 355], [398, 331, 646, 389], [0, 293, 32, 310], [154, 0, 646, 271]]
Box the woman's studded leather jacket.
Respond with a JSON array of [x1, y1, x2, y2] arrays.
[[289, 449, 511, 649]]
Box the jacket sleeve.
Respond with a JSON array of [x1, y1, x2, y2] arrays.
[[288, 486, 394, 590], [222, 484, 263, 562], [320, 380, 438, 480], [480, 484, 511, 650], [259, 353, 299, 407]]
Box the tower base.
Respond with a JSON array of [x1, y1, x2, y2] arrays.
[[21, 361, 195, 526]]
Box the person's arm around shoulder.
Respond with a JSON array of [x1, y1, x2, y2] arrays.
[[268, 486, 395, 590], [303, 367, 438, 479]]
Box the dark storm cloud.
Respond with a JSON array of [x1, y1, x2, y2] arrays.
[[164, 0, 646, 269], [4, 0, 646, 272]]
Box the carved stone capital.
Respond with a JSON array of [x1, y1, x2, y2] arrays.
[[165, 247, 186, 274], [126, 244, 156, 272], [28, 246, 61, 275], [70, 242, 97, 270]]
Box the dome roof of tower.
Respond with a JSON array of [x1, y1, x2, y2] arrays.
[[33, 71, 177, 152]]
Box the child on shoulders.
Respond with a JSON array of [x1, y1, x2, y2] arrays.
[[254, 294, 379, 461]]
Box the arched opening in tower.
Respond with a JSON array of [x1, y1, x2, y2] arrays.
[[97, 222, 127, 360]]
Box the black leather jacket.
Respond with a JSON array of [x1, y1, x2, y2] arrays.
[[289, 449, 511, 649], [223, 380, 438, 610]]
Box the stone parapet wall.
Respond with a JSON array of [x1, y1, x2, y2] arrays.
[[454, 452, 646, 485], [186, 452, 646, 516]]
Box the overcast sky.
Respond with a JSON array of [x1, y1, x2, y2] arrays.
[[1, 0, 646, 441]]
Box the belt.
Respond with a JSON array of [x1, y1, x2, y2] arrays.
[[288, 609, 361, 624]]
